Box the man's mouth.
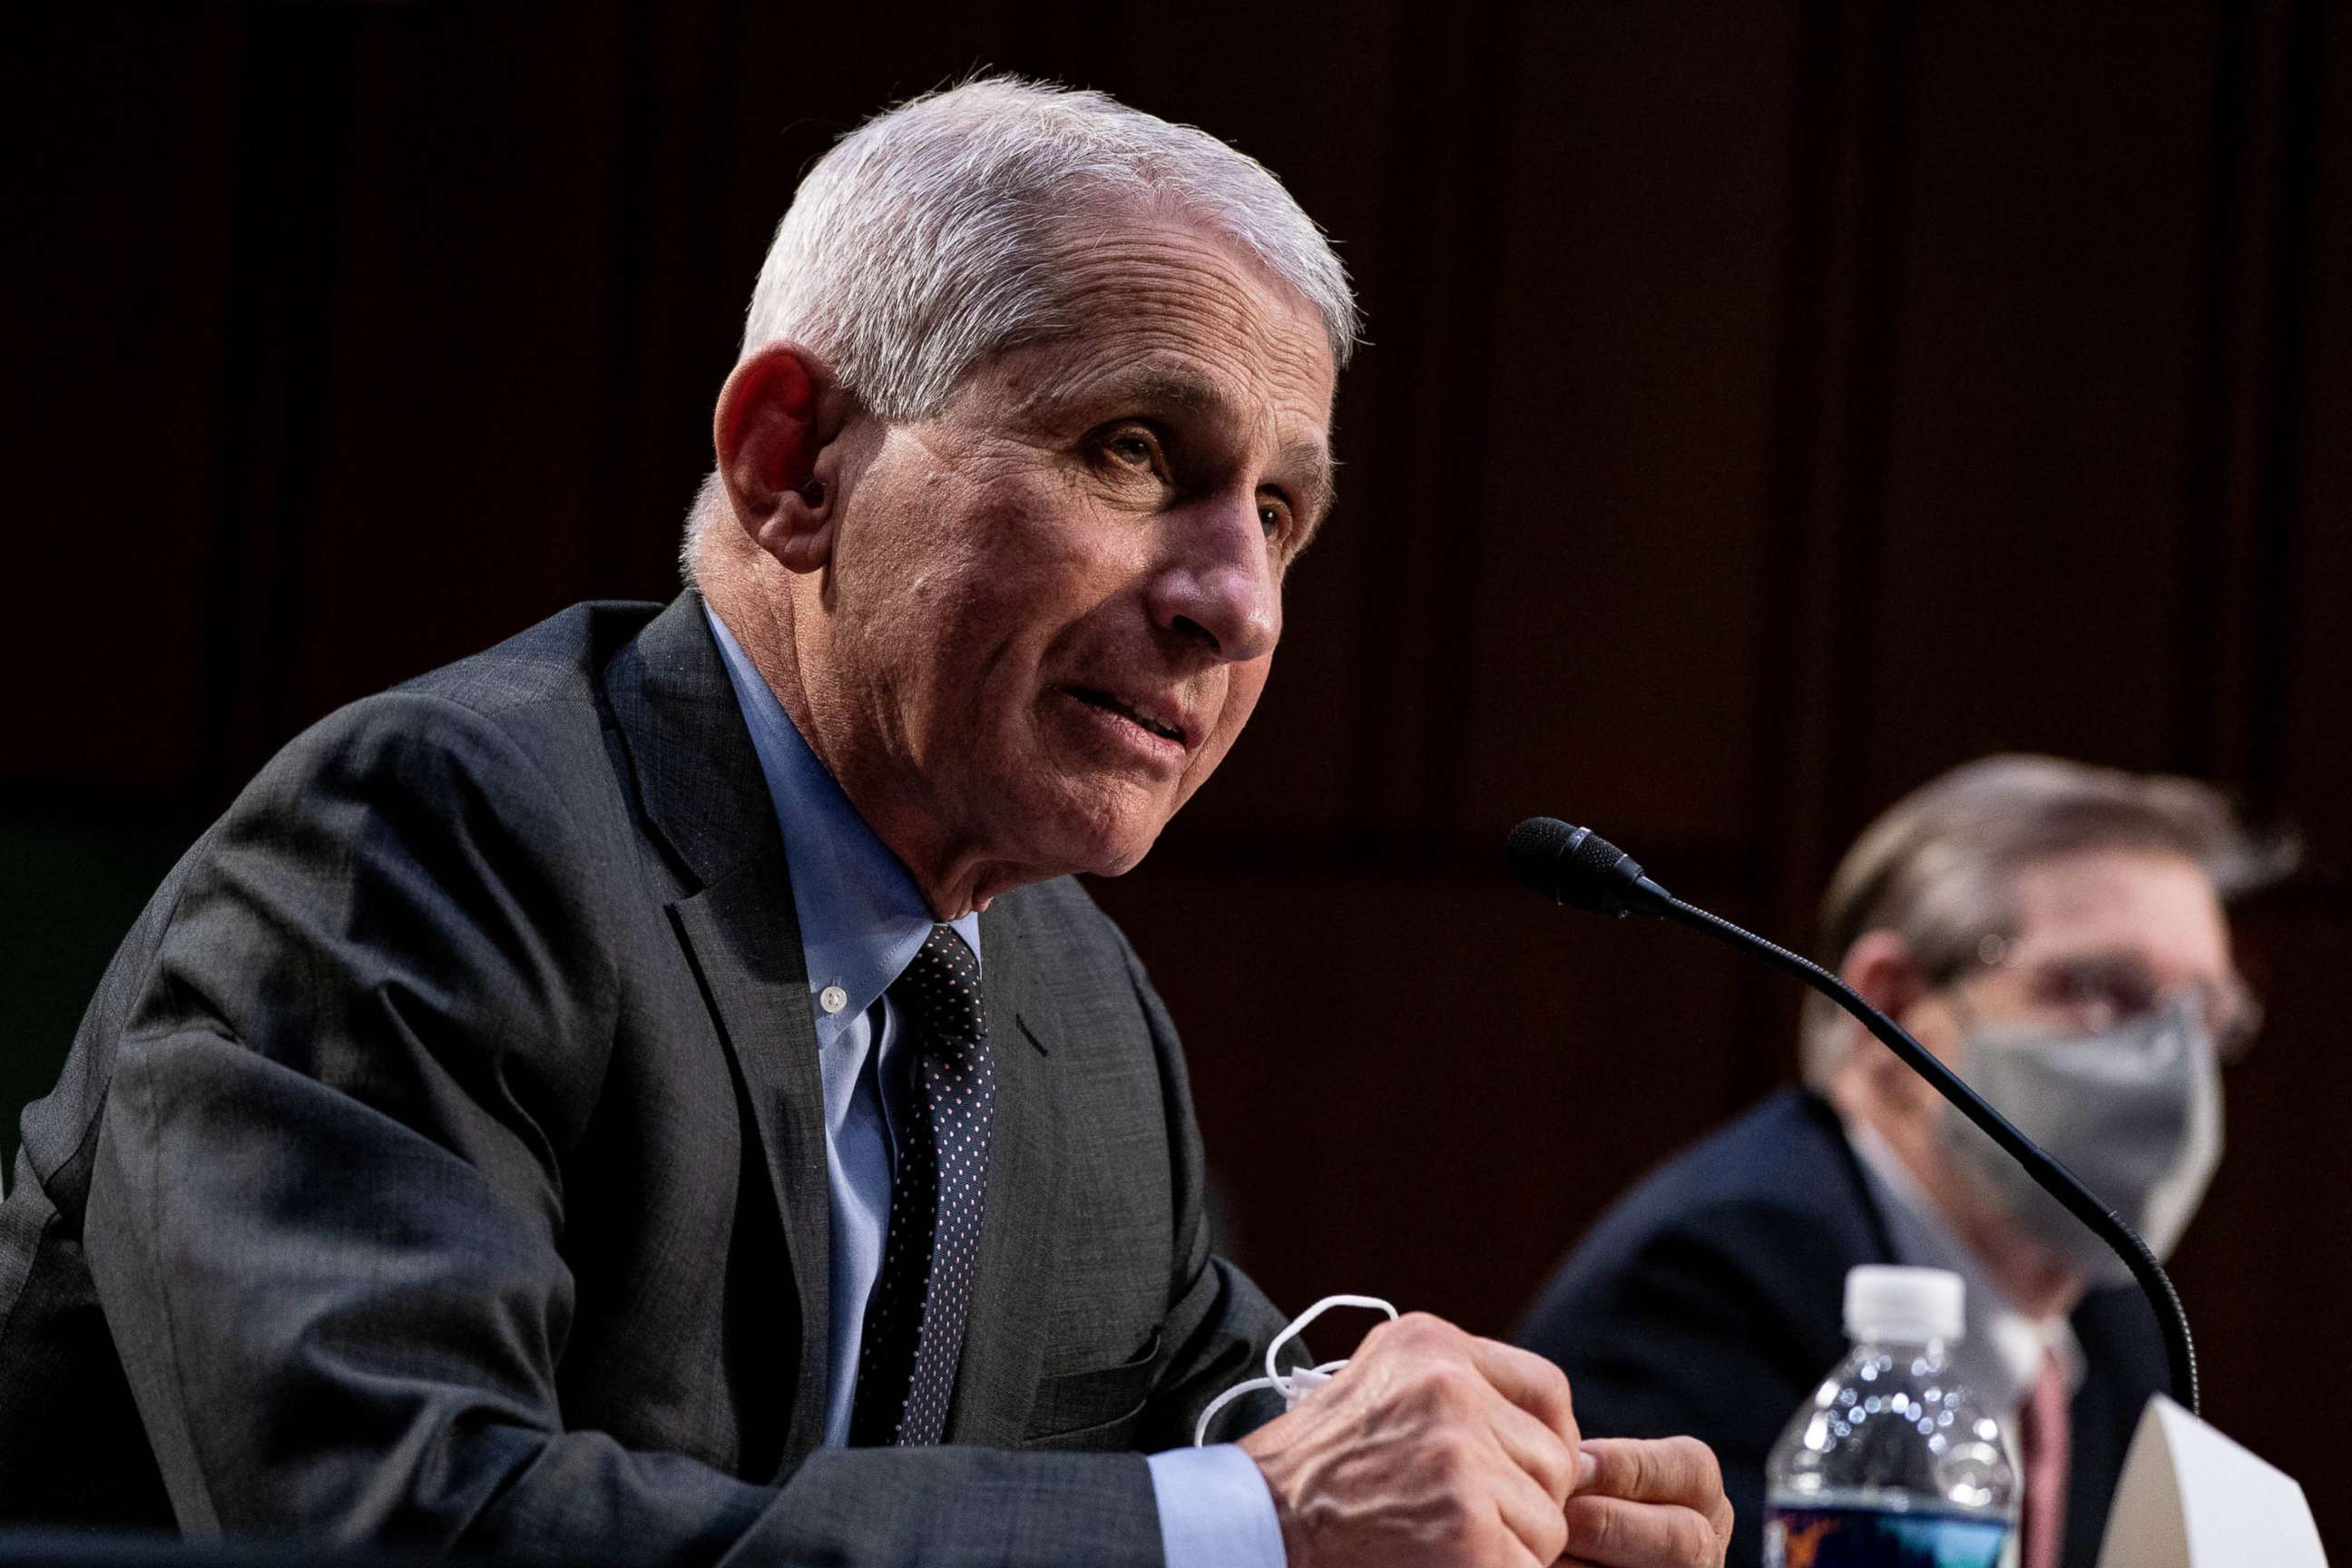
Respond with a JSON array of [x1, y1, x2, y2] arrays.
[[1062, 686, 1189, 746]]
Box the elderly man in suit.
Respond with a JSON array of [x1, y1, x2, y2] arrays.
[[0, 79, 1730, 1568], [1516, 755, 2278, 1568]]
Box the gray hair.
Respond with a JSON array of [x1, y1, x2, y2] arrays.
[[681, 75, 1357, 577], [1798, 754, 2291, 1085]]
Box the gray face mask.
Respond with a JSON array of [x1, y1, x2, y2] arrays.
[[1936, 996, 2224, 1287]]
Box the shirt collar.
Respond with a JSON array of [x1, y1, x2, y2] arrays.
[[703, 604, 982, 1049], [1846, 1120, 2085, 1410]]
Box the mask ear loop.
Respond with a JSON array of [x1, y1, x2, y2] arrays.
[[1194, 1294, 1398, 1446]]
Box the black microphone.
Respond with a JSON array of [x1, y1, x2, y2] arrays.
[[1507, 815, 2200, 1416]]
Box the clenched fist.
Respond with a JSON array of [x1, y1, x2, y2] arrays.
[[1237, 1313, 1730, 1568]]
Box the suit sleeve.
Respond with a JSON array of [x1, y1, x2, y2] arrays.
[[1517, 1205, 1847, 1568], [84, 693, 1165, 1566]]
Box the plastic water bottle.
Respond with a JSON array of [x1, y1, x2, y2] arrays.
[[1764, 1265, 2017, 1567]]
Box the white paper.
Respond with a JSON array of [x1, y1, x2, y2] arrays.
[[2095, 1395, 2328, 1568]]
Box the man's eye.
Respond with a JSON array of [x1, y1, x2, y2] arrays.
[[2044, 958, 2162, 1024], [1258, 497, 1293, 539], [1104, 431, 1159, 468]]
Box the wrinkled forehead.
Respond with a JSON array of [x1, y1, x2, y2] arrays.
[[2008, 847, 2234, 980], [996, 203, 1337, 411], [1051, 185, 1348, 365]]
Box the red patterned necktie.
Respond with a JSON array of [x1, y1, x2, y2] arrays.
[[2018, 1348, 2071, 1568], [849, 925, 995, 1446]]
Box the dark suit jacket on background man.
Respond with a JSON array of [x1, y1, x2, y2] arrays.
[[0, 594, 1281, 1563], [1514, 1090, 2165, 1568]]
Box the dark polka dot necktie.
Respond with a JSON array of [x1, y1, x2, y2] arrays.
[[849, 924, 995, 1446]]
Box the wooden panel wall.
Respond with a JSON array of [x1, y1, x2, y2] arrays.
[[4, 3, 2344, 1548]]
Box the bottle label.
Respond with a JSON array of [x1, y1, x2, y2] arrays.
[[1765, 1503, 2009, 1568]]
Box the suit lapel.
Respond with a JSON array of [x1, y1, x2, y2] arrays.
[[603, 593, 777, 888], [946, 896, 1066, 1446], [605, 593, 833, 1462], [668, 853, 834, 1463]]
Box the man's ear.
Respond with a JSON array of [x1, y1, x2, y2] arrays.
[[1842, 928, 1933, 1037], [713, 343, 850, 574]]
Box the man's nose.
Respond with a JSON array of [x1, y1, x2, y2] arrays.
[[1146, 493, 1281, 663]]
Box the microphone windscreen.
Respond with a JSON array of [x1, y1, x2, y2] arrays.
[[1507, 816, 1648, 913], [1505, 816, 1579, 898]]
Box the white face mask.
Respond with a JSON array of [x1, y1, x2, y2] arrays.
[[1194, 1295, 1397, 1446], [1937, 996, 2224, 1286]]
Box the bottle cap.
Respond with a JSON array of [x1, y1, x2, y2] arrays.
[[1843, 1265, 1965, 1345]]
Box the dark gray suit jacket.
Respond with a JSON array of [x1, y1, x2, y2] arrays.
[[0, 594, 1286, 1563]]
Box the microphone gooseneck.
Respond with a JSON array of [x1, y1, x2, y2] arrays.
[[1507, 815, 2200, 1417]]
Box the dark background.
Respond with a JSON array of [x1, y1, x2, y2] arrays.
[[5, 1, 2345, 1549]]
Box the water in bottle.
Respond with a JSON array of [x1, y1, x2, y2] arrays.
[[1764, 1265, 2017, 1567]]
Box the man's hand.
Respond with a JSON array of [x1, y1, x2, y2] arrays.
[[1559, 1436, 1732, 1567], [1237, 1312, 1583, 1567]]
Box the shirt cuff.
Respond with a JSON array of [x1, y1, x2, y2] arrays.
[[1146, 1443, 1287, 1568]]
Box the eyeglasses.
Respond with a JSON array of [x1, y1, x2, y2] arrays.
[[1961, 935, 2265, 1062]]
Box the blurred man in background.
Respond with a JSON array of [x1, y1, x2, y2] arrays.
[[1516, 754, 2284, 1568]]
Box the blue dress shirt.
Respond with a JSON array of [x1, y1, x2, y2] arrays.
[[704, 607, 1284, 1567]]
